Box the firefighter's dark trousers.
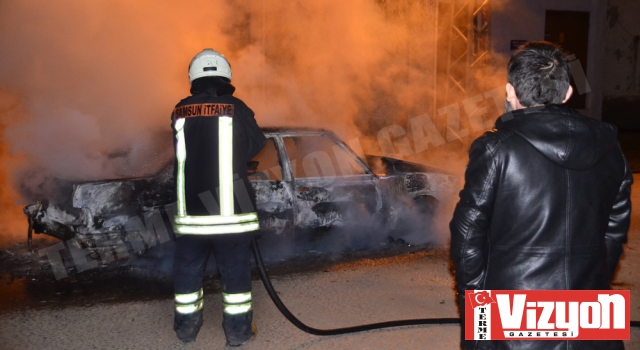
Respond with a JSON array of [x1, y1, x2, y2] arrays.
[[173, 234, 253, 344]]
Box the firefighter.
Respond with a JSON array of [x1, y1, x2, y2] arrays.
[[171, 49, 266, 346]]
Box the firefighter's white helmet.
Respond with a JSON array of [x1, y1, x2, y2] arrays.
[[188, 49, 232, 84]]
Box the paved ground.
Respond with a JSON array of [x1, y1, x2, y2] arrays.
[[0, 175, 638, 349]]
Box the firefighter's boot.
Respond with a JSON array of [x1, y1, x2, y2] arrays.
[[174, 288, 205, 343], [174, 309, 203, 343], [223, 310, 256, 347]]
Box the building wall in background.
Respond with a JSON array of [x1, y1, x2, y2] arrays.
[[604, 0, 640, 97], [490, 0, 606, 119], [602, 0, 640, 131]]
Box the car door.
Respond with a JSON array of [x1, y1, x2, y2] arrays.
[[248, 136, 295, 235], [280, 132, 382, 231]]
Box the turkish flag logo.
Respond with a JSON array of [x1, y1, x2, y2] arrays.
[[469, 291, 496, 308]]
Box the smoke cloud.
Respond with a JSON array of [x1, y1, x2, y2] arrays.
[[0, 0, 508, 243], [0, 90, 28, 243]]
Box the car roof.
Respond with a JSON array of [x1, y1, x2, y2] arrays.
[[260, 127, 337, 138]]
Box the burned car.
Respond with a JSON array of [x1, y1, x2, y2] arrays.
[[24, 128, 460, 260]]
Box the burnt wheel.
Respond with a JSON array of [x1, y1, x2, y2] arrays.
[[413, 195, 439, 217]]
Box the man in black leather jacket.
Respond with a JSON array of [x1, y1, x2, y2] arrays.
[[450, 41, 633, 350]]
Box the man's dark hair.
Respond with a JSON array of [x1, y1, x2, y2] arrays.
[[507, 41, 570, 107]]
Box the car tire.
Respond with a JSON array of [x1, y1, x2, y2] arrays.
[[413, 195, 439, 217]]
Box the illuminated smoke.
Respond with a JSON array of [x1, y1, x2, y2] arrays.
[[0, 90, 28, 243], [0, 0, 508, 244]]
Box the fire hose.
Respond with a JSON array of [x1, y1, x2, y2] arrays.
[[252, 236, 459, 335], [250, 237, 640, 335]]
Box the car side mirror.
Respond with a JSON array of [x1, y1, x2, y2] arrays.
[[247, 161, 259, 174]]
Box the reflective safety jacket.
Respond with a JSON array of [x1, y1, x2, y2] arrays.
[[171, 89, 266, 235]]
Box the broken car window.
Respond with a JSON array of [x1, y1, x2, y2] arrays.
[[249, 138, 283, 181], [283, 136, 367, 179]]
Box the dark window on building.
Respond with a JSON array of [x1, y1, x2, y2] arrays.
[[545, 10, 590, 109]]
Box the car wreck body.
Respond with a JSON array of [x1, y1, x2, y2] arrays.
[[25, 128, 460, 259]]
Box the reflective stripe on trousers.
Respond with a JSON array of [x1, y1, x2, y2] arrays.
[[223, 292, 252, 315], [174, 115, 260, 235], [175, 288, 204, 314]]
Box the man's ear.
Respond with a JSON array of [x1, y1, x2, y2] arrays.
[[562, 85, 574, 104], [506, 83, 521, 110]]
